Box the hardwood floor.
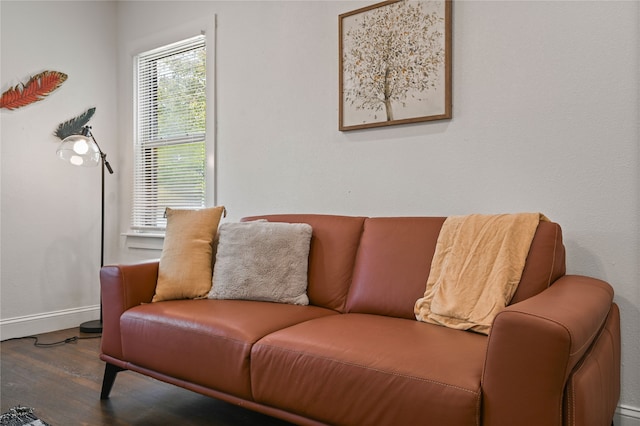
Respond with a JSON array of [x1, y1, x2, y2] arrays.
[[1, 328, 292, 425]]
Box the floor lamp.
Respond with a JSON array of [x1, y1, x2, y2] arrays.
[[56, 126, 114, 333]]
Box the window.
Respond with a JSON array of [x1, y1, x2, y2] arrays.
[[132, 35, 207, 232]]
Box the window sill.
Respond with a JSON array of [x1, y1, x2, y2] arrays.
[[122, 231, 165, 250]]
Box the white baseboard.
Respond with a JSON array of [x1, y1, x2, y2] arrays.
[[616, 404, 640, 426], [0, 305, 100, 340]]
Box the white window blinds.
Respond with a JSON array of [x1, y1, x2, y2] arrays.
[[132, 35, 206, 231]]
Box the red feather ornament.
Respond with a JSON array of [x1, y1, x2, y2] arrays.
[[0, 71, 68, 110]]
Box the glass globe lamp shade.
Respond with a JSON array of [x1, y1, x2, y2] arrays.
[[57, 134, 100, 167]]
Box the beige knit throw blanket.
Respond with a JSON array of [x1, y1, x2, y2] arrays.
[[414, 213, 548, 335]]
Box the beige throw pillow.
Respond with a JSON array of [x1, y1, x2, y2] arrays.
[[152, 206, 226, 302], [208, 221, 312, 305]]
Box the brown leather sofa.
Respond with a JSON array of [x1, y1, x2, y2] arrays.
[[99, 214, 621, 426]]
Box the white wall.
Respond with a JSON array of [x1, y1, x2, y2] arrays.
[[0, 1, 118, 335], [1, 0, 638, 421]]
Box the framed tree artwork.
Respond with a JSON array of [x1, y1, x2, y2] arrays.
[[339, 0, 452, 131]]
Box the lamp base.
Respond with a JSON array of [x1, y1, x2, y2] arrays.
[[80, 319, 103, 334]]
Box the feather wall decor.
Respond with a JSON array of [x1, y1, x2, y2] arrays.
[[54, 107, 96, 140], [0, 71, 68, 110]]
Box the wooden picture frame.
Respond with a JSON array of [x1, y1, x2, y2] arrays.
[[339, 0, 452, 131]]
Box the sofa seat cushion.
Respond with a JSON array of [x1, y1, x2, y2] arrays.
[[251, 313, 487, 426], [120, 299, 337, 400]]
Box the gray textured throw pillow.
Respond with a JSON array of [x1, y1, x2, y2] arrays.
[[208, 221, 312, 305]]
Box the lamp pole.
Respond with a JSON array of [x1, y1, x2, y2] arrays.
[[79, 128, 113, 333]]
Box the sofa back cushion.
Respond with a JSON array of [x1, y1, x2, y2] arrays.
[[346, 217, 566, 319], [346, 217, 446, 319], [510, 220, 566, 304], [242, 214, 365, 312]]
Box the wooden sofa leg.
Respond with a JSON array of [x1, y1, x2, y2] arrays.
[[100, 363, 125, 400]]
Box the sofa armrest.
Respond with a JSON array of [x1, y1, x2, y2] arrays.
[[100, 261, 159, 360], [481, 275, 614, 426]]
